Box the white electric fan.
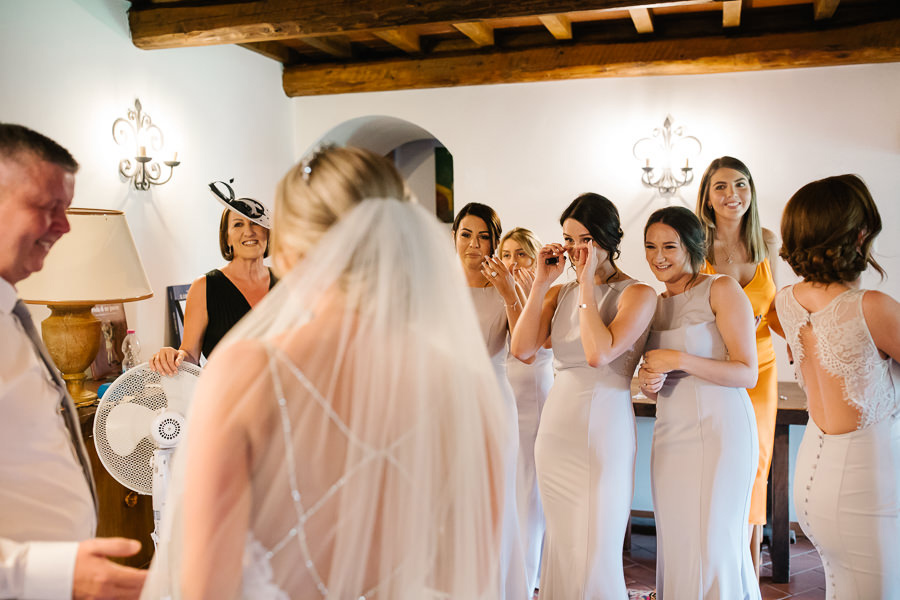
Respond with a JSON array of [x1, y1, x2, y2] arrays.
[[93, 362, 201, 547]]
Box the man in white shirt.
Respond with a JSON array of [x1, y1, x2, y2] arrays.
[[0, 123, 146, 599]]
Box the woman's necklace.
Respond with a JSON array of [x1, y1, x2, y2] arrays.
[[720, 239, 741, 264]]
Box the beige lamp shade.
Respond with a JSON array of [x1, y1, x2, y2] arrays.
[[17, 208, 153, 406], [18, 208, 153, 304]]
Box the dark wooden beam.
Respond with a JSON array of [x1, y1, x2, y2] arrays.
[[239, 41, 298, 63], [128, 0, 706, 49], [300, 35, 353, 58], [282, 18, 900, 97], [814, 0, 841, 20]]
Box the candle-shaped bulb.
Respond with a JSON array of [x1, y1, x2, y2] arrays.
[[139, 146, 147, 157], [172, 152, 178, 162], [685, 158, 690, 169], [645, 158, 650, 168]]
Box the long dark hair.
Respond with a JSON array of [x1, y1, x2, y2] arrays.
[[452, 202, 502, 256], [645, 206, 707, 285], [559, 193, 622, 282]]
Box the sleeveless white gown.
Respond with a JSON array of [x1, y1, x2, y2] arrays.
[[776, 286, 900, 599], [507, 346, 553, 592], [535, 279, 648, 599], [471, 286, 530, 600], [646, 275, 760, 600]]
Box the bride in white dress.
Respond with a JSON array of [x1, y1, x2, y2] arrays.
[[141, 147, 511, 599], [511, 194, 656, 599], [775, 174, 900, 599]]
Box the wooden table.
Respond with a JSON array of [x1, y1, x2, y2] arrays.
[[631, 380, 807, 584]]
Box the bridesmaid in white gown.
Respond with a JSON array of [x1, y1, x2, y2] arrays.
[[500, 227, 554, 593], [511, 194, 656, 600], [639, 206, 761, 600], [453, 203, 530, 600], [775, 175, 900, 599]]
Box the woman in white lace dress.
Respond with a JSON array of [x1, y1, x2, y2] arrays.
[[452, 203, 529, 600], [499, 227, 553, 593], [512, 194, 656, 599], [775, 174, 900, 599], [141, 147, 510, 600]]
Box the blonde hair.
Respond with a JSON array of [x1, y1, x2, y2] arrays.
[[499, 227, 542, 266], [695, 156, 767, 265], [271, 146, 409, 275]]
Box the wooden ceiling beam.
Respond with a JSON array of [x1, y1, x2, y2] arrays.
[[282, 18, 900, 97], [539, 14, 573, 40], [814, 0, 840, 20], [723, 1, 742, 28], [300, 35, 353, 58], [373, 28, 421, 53], [629, 8, 654, 34], [239, 41, 297, 63], [128, 0, 700, 49], [453, 21, 495, 46]]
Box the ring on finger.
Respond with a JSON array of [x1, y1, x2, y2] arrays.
[[490, 271, 498, 277]]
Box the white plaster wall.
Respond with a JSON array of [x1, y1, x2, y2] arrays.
[[291, 64, 900, 516], [1, 0, 295, 353]]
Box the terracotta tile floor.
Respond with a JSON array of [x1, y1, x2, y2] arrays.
[[532, 531, 827, 599]]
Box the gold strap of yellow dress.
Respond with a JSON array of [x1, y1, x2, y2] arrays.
[[702, 258, 777, 525]]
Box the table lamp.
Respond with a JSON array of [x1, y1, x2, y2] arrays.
[[17, 208, 153, 406]]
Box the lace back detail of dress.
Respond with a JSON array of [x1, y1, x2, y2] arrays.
[[776, 287, 899, 428]]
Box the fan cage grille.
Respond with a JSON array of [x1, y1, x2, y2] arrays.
[[94, 362, 201, 494]]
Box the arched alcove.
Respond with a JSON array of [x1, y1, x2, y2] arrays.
[[305, 115, 454, 222]]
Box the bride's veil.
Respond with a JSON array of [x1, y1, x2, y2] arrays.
[[143, 197, 509, 599]]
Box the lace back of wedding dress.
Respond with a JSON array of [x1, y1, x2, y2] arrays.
[[143, 199, 508, 600], [776, 286, 899, 428]]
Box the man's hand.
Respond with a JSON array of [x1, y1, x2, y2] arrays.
[[73, 538, 147, 600]]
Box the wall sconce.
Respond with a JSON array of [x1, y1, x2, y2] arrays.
[[113, 98, 180, 190], [632, 114, 702, 197]]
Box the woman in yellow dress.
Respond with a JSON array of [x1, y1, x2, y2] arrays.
[[696, 156, 781, 578]]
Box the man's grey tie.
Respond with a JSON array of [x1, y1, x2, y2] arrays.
[[12, 299, 99, 512]]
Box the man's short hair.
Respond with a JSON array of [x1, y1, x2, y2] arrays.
[[0, 123, 79, 173]]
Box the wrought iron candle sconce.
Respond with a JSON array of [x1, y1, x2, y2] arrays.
[[632, 115, 702, 197], [113, 99, 180, 190]]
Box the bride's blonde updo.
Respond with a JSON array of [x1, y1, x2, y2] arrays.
[[271, 146, 409, 276]]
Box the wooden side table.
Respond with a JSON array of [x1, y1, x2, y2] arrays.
[[78, 402, 155, 568]]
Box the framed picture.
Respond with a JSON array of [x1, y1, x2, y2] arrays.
[[167, 284, 191, 348], [91, 303, 127, 380]]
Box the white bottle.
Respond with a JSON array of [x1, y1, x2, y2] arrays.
[[121, 329, 142, 372]]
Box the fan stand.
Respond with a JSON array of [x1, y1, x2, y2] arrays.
[[151, 446, 175, 548]]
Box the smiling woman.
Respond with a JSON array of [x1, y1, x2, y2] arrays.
[[696, 156, 781, 577], [149, 181, 276, 375]]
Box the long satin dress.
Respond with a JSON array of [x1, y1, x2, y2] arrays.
[[776, 286, 900, 599], [470, 286, 530, 600], [534, 279, 648, 600], [647, 275, 760, 600], [507, 346, 553, 592], [702, 258, 777, 524]]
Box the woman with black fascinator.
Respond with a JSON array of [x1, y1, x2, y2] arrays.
[[150, 181, 276, 374], [511, 193, 656, 599]]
